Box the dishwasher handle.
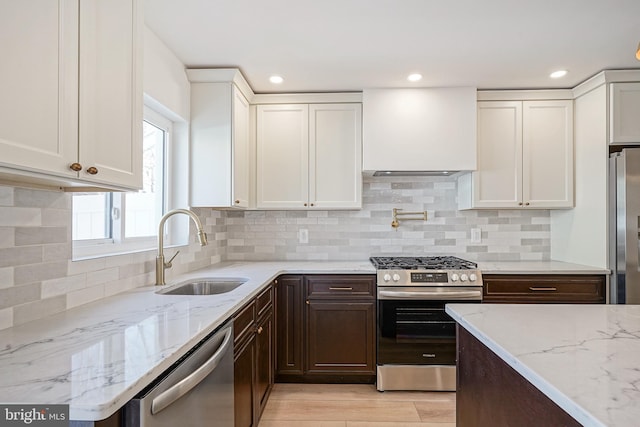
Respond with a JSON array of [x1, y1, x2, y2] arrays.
[[151, 326, 233, 415]]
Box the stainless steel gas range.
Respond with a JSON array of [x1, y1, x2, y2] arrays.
[[370, 256, 483, 392]]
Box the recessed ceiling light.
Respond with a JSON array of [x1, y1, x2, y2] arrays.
[[407, 73, 422, 82], [269, 75, 284, 84], [550, 70, 568, 79]]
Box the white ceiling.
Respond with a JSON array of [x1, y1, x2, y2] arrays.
[[145, 0, 640, 93]]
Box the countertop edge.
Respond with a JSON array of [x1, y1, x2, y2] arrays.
[[477, 261, 610, 275], [446, 305, 607, 427]]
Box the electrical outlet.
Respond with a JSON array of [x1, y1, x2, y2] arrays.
[[470, 228, 482, 244], [299, 229, 309, 244]]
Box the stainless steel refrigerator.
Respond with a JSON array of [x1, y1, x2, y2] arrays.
[[610, 148, 640, 304]]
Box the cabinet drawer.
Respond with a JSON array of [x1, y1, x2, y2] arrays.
[[306, 275, 375, 299], [483, 274, 605, 303], [234, 300, 256, 346], [256, 285, 273, 318]]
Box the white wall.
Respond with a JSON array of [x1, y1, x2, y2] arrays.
[[550, 84, 608, 267], [142, 25, 192, 238], [143, 26, 190, 122]]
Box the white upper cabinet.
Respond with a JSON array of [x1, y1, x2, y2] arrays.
[[78, 0, 142, 189], [459, 99, 574, 209], [610, 82, 640, 144], [256, 104, 310, 209], [362, 87, 477, 172], [0, 0, 79, 179], [462, 101, 523, 208], [522, 101, 574, 208], [257, 103, 362, 209], [232, 88, 251, 208], [190, 82, 251, 208], [309, 104, 362, 209], [0, 0, 142, 190]]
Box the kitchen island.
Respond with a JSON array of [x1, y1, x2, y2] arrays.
[[446, 303, 640, 427]]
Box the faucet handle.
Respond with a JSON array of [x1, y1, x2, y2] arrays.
[[165, 250, 180, 268]]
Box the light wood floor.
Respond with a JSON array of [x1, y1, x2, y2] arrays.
[[258, 383, 456, 427]]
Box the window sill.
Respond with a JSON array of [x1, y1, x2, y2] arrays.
[[72, 239, 188, 261]]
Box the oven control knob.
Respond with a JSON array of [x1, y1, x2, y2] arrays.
[[469, 273, 477, 282], [460, 274, 469, 282], [383, 273, 391, 282], [451, 273, 459, 282], [392, 273, 400, 282]]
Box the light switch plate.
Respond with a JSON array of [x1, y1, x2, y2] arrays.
[[299, 229, 309, 244]]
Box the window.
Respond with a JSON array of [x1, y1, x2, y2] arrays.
[[72, 107, 171, 258]]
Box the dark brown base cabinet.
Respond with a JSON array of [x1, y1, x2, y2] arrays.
[[482, 274, 606, 304], [456, 326, 580, 427], [233, 285, 274, 427], [275, 274, 376, 383]]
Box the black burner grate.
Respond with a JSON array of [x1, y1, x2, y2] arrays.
[[369, 256, 477, 270]]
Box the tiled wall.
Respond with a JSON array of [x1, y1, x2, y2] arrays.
[[0, 184, 226, 330], [226, 175, 551, 262], [0, 175, 550, 330]]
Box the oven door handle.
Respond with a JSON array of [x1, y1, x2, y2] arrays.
[[378, 290, 482, 300]]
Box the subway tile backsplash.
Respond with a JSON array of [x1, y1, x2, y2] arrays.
[[0, 175, 549, 330], [226, 176, 550, 262]]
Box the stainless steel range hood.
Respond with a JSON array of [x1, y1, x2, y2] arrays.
[[372, 171, 458, 177]]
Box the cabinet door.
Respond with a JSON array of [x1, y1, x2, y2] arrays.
[[306, 300, 375, 375], [190, 82, 233, 207], [472, 101, 523, 208], [274, 276, 304, 379], [523, 100, 574, 208], [78, 0, 142, 189], [190, 83, 250, 208], [610, 82, 640, 144], [0, 0, 78, 177], [255, 308, 274, 419], [234, 335, 256, 427], [232, 87, 251, 207], [256, 105, 309, 208], [309, 104, 362, 209]]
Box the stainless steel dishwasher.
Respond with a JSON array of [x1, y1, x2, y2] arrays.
[[124, 321, 234, 427]]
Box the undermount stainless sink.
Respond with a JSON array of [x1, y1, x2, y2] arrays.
[[157, 278, 247, 295]]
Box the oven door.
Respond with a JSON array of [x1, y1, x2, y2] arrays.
[[377, 287, 481, 366]]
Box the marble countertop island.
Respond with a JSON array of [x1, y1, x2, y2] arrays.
[[446, 303, 640, 427], [0, 261, 374, 421]]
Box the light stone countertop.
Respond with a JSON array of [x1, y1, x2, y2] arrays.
[[0, 259, 608, 421], [0, 261, 374, 421], [446, 303, 640, 427], [478, 260, 609, 275]]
